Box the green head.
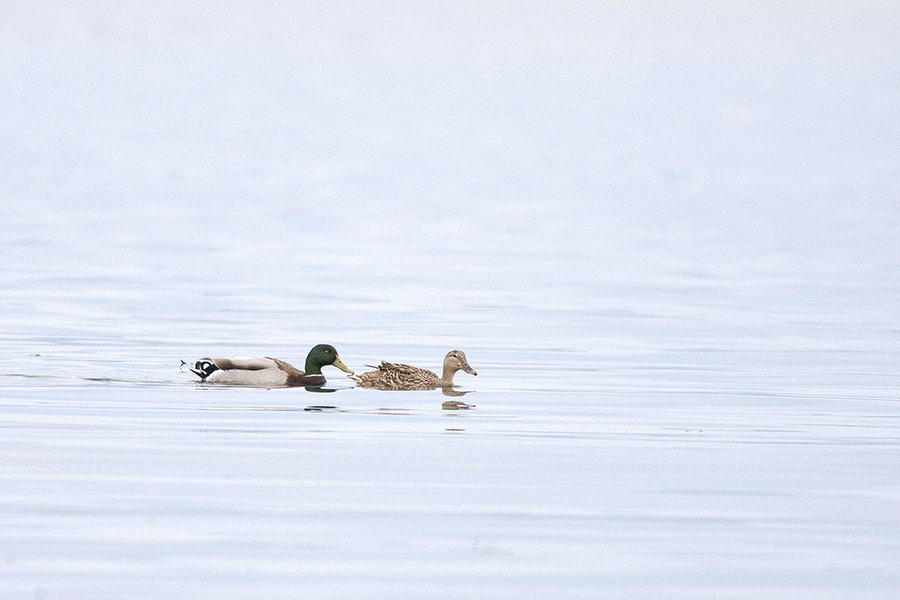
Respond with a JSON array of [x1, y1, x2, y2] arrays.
[[304, 344, 354, 375]]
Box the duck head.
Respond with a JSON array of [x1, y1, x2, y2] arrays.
[[444, 350, 477, 377], [305, 344, 354, 375]]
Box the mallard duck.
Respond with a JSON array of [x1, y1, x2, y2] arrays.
[[351, 350, 476, 390], [190, 344, 353, 386]]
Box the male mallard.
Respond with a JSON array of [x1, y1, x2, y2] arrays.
[[190, 344, 353, 386], [351, 350, 476, 390]]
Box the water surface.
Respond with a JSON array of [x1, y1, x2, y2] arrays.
[[2, 4, 900, 598]]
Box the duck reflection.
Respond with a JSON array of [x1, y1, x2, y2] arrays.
[[304, 385, 339, 393], [442, 399, 475, 410]]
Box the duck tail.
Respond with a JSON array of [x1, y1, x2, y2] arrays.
[[190, 359, 219, 379]]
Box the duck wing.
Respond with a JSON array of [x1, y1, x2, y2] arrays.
[[376, 361, 439, 389], [268, 357, 314, 384], [210, 357, 280, 371]]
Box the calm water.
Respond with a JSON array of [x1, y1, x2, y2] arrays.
[[2, 5, 900, 598]]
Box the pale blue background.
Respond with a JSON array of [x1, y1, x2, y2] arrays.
[[2, 3, 899, 598]]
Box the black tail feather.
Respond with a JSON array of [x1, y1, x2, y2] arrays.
[[190, 359, 219, 379]]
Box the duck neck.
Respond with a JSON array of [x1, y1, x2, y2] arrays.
[[304, 358, 324, 375], [439, 364, 457, 387]]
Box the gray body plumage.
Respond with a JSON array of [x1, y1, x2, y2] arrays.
[[189, 345, 352, 386]]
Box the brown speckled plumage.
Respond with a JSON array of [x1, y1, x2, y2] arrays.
[[351, 350, 477, 390], [353, 361, 442, 389]]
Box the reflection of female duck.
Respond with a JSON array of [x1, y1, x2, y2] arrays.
[[190, 344, 353, 386], [351, 350, 477, 390]]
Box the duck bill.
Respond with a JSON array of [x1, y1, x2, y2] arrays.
[[332, 356, 354, 375], [462, 364, 477, 376]]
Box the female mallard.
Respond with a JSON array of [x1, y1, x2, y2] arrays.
[[351, 350, 476, 390], [190, 344, 353, 386]]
